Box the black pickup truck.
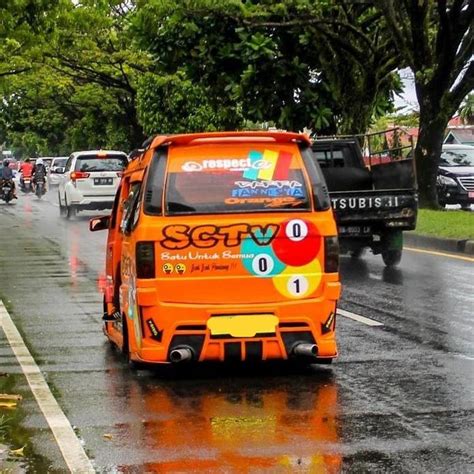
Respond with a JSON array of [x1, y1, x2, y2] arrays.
[[312, 129, 418, 266]]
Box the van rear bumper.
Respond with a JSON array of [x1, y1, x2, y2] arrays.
[[129, 282, 340, 364]]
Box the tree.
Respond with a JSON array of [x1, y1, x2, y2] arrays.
[[459, 93, 474, 124], [0, 1, 149, 155], [132, 0, 400, 134], [374, 0, 474, 208]]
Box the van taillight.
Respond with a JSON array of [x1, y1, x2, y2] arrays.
[[324, 236, 339, 273], [136, 242, 155, 279]]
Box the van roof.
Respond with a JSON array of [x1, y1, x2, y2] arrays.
[[150, 131, 311, 149]]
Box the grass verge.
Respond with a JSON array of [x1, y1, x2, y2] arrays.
[[413, 209, 474, 239]]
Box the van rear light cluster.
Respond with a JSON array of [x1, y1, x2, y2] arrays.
[[136, 241, 155, 278], [324, 236, 339, 273]]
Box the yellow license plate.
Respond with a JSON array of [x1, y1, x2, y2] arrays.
[[207, 314, 278, 338]]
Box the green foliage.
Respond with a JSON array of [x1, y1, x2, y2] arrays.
[[136, 72, 241, 134], [459, 94, 474, 125]]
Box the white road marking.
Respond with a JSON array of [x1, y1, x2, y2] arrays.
[[0, 301, 95, 473], [404, 246, 474, 262], [337, 308, 384, 326]]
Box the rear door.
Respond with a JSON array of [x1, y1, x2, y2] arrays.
[[144, 141, 329, 305], [74, 153, 127, 197]]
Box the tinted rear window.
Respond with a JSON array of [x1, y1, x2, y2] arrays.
[[75, 154, 127, 172], [53, 158, 67, 167], [164, 144, 311, 215]]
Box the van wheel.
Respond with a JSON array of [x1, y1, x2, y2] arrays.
[[382, 249, 402, 267], [121, 316, 145, 370]]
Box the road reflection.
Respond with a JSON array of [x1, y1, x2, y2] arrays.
[[106, 359, 342, 472]]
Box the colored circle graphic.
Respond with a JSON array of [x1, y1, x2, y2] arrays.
[[241, 234, 285, 277], [272, 219, 321, 266], [273, 260, 322, 298]]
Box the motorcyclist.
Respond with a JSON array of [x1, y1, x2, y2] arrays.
[[0, 159, 18, 198], [19, 158, 34, 191], [32, 158, 47, 192]]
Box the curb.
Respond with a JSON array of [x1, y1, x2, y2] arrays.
[[404, 232, 474, 255]]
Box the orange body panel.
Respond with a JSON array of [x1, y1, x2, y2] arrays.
[[98, 132, 341, 365]]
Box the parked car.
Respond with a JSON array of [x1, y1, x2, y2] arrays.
[[437, 144, 474, 209], [48, 157, 68, 186], [58, 150, 127, 218]]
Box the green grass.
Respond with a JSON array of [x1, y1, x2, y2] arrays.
[[413, 209, 474, 239]]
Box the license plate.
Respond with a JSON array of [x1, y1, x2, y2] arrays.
[[339, 226, 371, 235], [94, 178, 113, 185], [207, 314, 278, 338], [469, 192, 474, 198]]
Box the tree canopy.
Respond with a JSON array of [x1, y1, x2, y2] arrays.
[[1, 0, 472, 207]]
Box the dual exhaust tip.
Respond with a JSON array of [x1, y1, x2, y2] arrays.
[[169, 343, 318, 363]]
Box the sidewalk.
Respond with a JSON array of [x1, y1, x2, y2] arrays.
[[404, 232, 474, 255]]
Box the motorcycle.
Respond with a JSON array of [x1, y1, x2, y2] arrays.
[[21, 176, 32, 193], [0, 180, 15, 204], [35, 179, 46, 198]]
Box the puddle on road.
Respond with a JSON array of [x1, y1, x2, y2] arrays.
[[102, 361, 342, 472], [0, 374, 58, 473]]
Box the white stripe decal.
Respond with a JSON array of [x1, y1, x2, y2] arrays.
[[338, 308, 384, 326], [0, 301, 95, 473]]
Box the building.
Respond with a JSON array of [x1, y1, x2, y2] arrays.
[[444, 126, 474, 146]]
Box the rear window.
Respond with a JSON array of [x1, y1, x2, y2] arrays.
[[53, 158, 67, 167], [163, 144, 311, 215], [75, 154, 127, 172]]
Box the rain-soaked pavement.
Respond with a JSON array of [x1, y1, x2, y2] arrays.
[[0, 190, 473, 473]]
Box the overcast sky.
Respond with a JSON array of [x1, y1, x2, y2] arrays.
[[394, 68, 418, 112]]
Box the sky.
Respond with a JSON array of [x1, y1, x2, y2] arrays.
[[393, 68, 418, 112]]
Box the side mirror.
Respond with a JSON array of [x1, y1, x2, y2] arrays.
[[55, 167, 65, 174], [89, 215, 111, 232]]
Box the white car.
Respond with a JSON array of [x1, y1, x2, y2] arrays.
[[58, 150, 128, 217], [48, 157, 68, 186]]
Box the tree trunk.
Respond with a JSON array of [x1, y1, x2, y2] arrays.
[[415, 113, 446, 209]]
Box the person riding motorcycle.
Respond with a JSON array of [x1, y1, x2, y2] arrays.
[[32, 158, 47, 192], [1, 159, 18, 199], [19, 158, 34, 191]]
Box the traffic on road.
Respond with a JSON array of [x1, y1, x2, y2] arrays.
[[1, 147, 472, 470]]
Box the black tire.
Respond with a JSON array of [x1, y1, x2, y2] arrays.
[[121, 317, 146, 370], [382, 249, 402, 267], [65, 198, 75, 219], [58, 192, 66, 216]]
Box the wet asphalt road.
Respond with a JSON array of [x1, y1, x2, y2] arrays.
[[0, 190, 473, 473]]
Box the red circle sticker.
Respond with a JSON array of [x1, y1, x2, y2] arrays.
[[272, 219, 321, 266]]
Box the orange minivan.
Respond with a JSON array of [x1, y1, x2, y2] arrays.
[[90, 132, 341, 366]]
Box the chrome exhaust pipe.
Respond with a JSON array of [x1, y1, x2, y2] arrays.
[[292, 343, 318, 358], [169, 347, 193, 363]]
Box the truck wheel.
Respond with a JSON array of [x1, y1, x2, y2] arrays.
[[382, 249, 402, 267]]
